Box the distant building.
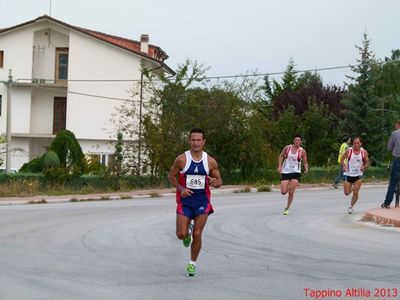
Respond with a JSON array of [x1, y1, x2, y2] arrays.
[[0, 15, 174, 170]]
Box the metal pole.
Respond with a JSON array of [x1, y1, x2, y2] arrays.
[[137, 63, 163, 175], [138, 72, 144, 175], [5, 69, 13, 173]]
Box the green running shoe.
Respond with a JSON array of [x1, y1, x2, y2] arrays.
[[186, 263, 196, 276], [183, 222, 193, 247], [283, 208, 289, 215]]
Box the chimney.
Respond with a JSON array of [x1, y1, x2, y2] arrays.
[[140, 34, 149, 54]]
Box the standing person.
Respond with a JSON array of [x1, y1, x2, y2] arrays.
[[278, 134, 309, 215], [332, 137, 351, 189], [168, 128, 222, 276], [340, 137, 369, 214], [381, 120, 400, 209]]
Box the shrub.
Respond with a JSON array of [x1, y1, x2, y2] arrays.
[[49, 130, 86, 174], [19, 156, 44, 173], [43, 166, 72, 184], [86, 160, 107, 176], [43, 151, 60, 168], [256, 185, 272, 192]]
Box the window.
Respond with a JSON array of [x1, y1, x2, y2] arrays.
[[0, 51, 4, 68], [55, 48, 68, 82], [101, 154, 107, 165], [53, 97, 66, 134]]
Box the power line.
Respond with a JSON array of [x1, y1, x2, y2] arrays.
[[12, 60, 397, 83], [37, 86, 140, 102], [6, 59, 398, 104]]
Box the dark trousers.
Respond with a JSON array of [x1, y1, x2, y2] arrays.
[[384, 158, 400, 205], [334, 166, 344, 184]]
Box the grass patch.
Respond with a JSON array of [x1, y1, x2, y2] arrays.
[[256, 185, 272, 192], [120, 195, 132, 199], [28, 199, 47, 204], [149, 192, 162, 198], [234, 186, 251, 193]]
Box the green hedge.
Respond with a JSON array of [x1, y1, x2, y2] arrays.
[[0, 167, 389, 197], [221, 166, 389, 185], [0, 173, 168, 197]]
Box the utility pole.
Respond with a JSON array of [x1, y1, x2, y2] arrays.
[[138, 71, 144, 175], [137, 64, 163, 175], [5, 69, 13, 173]]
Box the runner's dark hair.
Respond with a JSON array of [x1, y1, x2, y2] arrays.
[[190, 128, 205, 139]]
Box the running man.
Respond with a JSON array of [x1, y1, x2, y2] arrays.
[[168, 128, 222, 276], [340, 137, 369, 214], [278, 134, 309, 215]]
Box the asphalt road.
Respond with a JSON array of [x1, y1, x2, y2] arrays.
[[0, 186, 399, 300]]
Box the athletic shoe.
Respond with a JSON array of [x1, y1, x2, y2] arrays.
[[347, 207, 354, 214], [332, 182, 338, 189], [283, 208, 289, 215], [183, 222, 193, 247], [380, 203, 390, 209], [186, 263, 196, 276]]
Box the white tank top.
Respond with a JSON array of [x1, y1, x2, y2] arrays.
[[344, 147, 365, 177], [281, 146, 303, 174]]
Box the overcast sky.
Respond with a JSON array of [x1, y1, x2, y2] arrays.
[[1, 0, 399, 86]]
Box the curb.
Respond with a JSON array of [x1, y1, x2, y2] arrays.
[[0, 188, 243, 206], [362, 207, 400, 228], [0, 183, 388, 206]]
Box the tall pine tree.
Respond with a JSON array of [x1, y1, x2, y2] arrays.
[[343, 33, 384, 165]]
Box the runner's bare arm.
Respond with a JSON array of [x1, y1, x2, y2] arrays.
[[302, 150, 309, 173], [277, 146, 288, 173], [207, 156, 222, 188], [361, 150, 369, 171], [168, 155, 193, 197]]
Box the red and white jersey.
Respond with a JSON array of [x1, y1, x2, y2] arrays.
[[281, 145, 303, 174], [344, 147, 366, 177]]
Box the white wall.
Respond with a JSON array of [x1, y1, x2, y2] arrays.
[[29, 137, 52, 159], [79, 139, 115, 155], [30, 87, 65, 134], [11, 87, 32, 133], [0, 85, 6, 134], [0, 28, 34, 81], [0, 28, 34, 135], [9, 138, 30, 170], [32, 28, 69, 81], [67, 32, 143, 140]]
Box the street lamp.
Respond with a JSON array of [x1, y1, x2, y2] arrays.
[[137, 64, 163, 175]]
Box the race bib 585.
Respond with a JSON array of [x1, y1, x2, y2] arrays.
[[186, 175, 206, 189]]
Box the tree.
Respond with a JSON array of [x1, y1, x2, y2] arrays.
[[260, 59, 346, 165], [49, 130, 86, 174], [117, 59, 207, 176], [20, 130, 86, 175], [113, 132, 123, 176], [343, 33, 387, 164], [299, 100, 340, 165]]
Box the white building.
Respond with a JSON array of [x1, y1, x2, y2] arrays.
[[0, 15, 174, 170]]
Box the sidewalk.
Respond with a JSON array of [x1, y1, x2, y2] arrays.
[[363, 207, 400, 228]]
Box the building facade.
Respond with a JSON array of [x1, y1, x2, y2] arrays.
[[0, 15, 173, 170]]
